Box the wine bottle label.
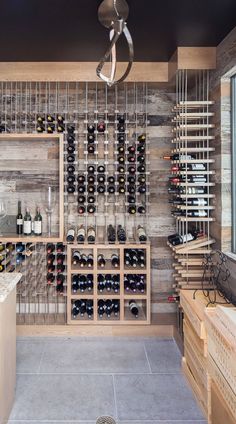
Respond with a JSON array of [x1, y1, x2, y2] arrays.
[[77, 227, 85, 237], [17, 219, 23, 225], [23, 221, 31, 234], [192, 199, 206, 206], [182, 233, 194, 243], [191, 164, 205, 170], [197, 210, 207, 216], [67, 229, 75, 236], [34, 221, 42, 235]]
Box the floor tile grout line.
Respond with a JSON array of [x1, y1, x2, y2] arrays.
[[143, 342, 152, 374], [112, 374, 118, 420]]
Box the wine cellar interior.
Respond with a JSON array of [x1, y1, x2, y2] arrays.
[[1, 0, 236, 423]]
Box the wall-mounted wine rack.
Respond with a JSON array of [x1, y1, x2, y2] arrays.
[[167, 70, 215, 292], [0, 81, 151, 325]]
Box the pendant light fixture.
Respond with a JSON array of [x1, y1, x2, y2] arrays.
[[96, 0, 134, 86]]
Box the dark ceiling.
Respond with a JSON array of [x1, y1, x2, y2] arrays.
[[1, 0, 236, 62]]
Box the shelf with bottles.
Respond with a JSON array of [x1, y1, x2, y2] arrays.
[[70, 248, 94, 271], [124, 273, 147, 296], [97, 274, 120, 295], [124, 299, 148, 322], [97, 299, 121, 322], [97, 248, 120, 271], [71, 273, 94, 296], [0, 134, 64, 242], [70, 299, 94, 322], [124, 248, 147, 270]]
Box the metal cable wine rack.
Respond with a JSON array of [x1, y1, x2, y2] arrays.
[[168, 70, 215, 292], [0, 81, 151, 325]]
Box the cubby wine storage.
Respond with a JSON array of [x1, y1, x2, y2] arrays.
[[67, 243, 151, 324], [0, 81, 151, 325]]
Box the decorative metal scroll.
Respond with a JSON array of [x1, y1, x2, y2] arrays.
[[97, 0, 134, 86]]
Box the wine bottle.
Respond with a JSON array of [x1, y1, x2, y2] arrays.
[[112, 275, 120, 293], [37, 115, 44, 124], [137, 145, 145, 153], [88, 175, 95, 184], [56, 243, 64, 253], [108, 185, 115, 194], [67, 175, 76, 184], [16, 200, 23, 235], [128, 185, 135, 194], [107, 224, 116, 243], [78, 275, 87, 292], [36, 124, 45, 133], [67, 185, 75, 194], [137, 226, 147, 242], [137, 164, 145, 173], [88, 144, 95, 154], [72, 275, 79, 292], [23, 208, 32, 235], [16, 242, 24, 253], [67, 164, 75, 174], [72, 250, 81, 264], [47, 253, 55, 265], [66, 228, 75, 243], [117, 114, 125, 124], [118, 155, 125, 164], [138, 134, 146, 143], [117, 123, 125, 133], [67, 145, 75, 154], [108, 176, 115, 184], [88, 133, 95, 142], [86, 275, 94, 291], [56, 274, 65, 293], [47, 273, 55, 285], [97, 184, 105, 194], [87, 184, 95, 193], [57, 114, 64, 123], [97, 165, 105, 173], [87, 124, 95, 133], [117, 165, 125, 173], [77, 225, 85, 243], [163, 154, 195, 161], [111, 253, 120, 268], [128, 205, 136, 214], [97, 121, 105, 132], [97, 174, 105, 183], [128, 154, 135, 163], [78, 196, 86, 205], [171, 163, 206, 172], [67, 154, 75, 163], [86, 300, 93, 319], [113, 299, 120, 316], [137, 205, 146, 214], [87, 205, 95, 214], [168, 232, 197, 246], [127, 195, 136, 203], [105, 275, 112, 292], [87, 254, 94, 268], [118, 185, 125, 194], [67, 125, 75, 134], [87, 195, 95, 204], [118, 134, 125, 143], [128, 165, 135, 174], [67, 134, 75, 144], [98, 299, 105, 316], [78, 205, 86, 214], [87, 226, 96, 243], [98, 275, 105, 292], [16, 253, 25, 265], [98, 254, 106, 268], [129, 300, 139, 318], [33, 207, 42, 236], [117, 225, 126, 243], [88, 165, 95, 174], [128, 145, 135, 154], [78, 185, 85, 193], [56, 254, 65, 265], [138, 185, 146, 194], [47, 124, 55, 133], [118, 145, 125, 154], [47, 114, 55, 123], [138, 175, 146, 184], [118, 175, 125, 184], [105, 299, 113, 317]]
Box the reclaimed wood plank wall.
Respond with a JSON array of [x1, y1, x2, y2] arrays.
[[0, 82, 176, 315]]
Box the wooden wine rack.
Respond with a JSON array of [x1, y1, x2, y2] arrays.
[[169, 70, 215, 291], [66, 243, 151, 325]]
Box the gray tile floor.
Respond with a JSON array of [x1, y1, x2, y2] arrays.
[[8, 337, 207, 424]]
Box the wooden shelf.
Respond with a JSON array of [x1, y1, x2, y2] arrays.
[[176, 216, 215, 222], [172, 147, 215, 153], [173, 124, 215, 131], [0, 235, 63, 243], [172, 159, 215, 164], [177, 194, 215, 198], [66, 244, 151, 325], [174, 182, 215, 187], [173, 136, 215, 141], [175, 206, 215, 210]]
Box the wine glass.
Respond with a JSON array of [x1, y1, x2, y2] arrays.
[[0, 200, 7, 236], [43, 186, 56, 236]]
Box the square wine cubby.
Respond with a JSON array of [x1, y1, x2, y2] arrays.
[[71, 299, 94, 322], [124, 248, 146, 270], [70, 248, 94, 271], [97, 298, 120, 322], [97, 247, 121, 271], [124, 299, 147, 322]]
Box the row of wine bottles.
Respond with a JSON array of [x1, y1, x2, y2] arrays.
[[66, 225, 147, 244], [71, 249, 145, 269], [0, 242, 36, 272], [71, 273, 146, 294], [167, 228, 204, 246], [16, 201, 42, 236], [47, 272, 65, 293], [71, 299, 141, 319]]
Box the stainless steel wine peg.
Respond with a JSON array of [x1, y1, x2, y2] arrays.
[[96, 0, 134, 86]]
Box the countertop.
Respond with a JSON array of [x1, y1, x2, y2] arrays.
[[0, 273, 22, 303]]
